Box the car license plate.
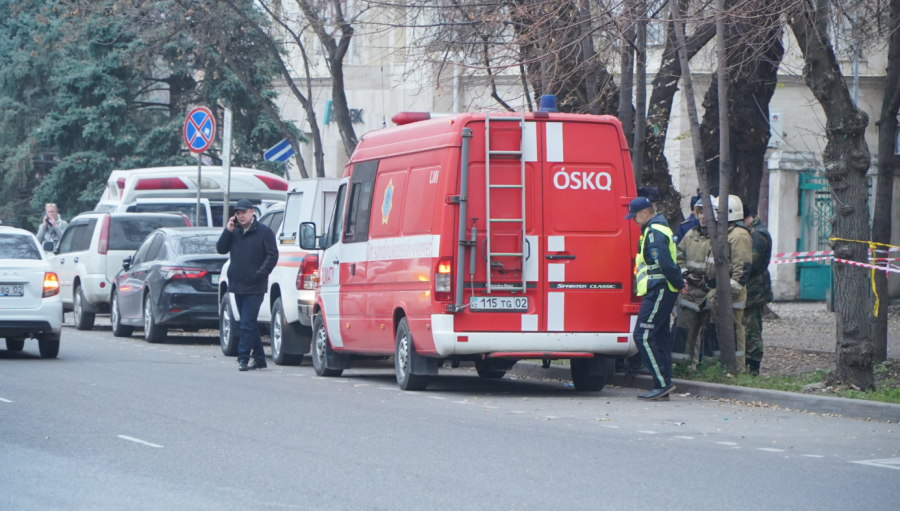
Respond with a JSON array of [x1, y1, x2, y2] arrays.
[[469, 296, 528, 312], [0, 285, 25, 297], [211, 274, 220, 285]]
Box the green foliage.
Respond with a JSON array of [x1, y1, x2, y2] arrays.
[[0, 0, 292, 228]]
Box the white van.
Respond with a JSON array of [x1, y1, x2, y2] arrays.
[[218, 178, 339, 364], [95, 167, 288, 226]]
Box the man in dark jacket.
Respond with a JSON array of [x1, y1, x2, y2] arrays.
[[626, 197, 686, 400], [217, 199, 279, 371], [673, 195, 701, 245], [741, 205, 773, 375]]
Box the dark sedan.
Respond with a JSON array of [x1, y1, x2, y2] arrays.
[[110, 228, 227, 343]]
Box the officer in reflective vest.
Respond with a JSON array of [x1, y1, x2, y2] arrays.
[[626, 197, 686, 400]]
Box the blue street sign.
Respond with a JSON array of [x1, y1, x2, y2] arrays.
[[183, 107, 216, 153], [264, 138, 294, 162]]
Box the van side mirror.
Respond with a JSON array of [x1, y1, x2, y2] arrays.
[[299, 222, 320, 250], [42, 241, 55, 252], [122, 255, 132, 270]]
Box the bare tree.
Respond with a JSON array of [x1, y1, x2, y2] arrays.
[[789, 0, 875, 389], [871, 0, 900, 362]]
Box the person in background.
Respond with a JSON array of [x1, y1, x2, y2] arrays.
[[741, 205, 773, 375], [673, 195, 701, 245], [216, 199, 279, 372], [36, 203, 67, 246], [626, 197, 685, 400], [700, 195, 753, 370], [637, 186, 660, 213], [672, 199, 711, 365]]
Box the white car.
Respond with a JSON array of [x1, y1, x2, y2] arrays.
[[0, 226, 62, 358], [46, 212, 189, 330], [218, 178, 339, 364]]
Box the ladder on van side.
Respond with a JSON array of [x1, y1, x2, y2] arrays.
[[484, 113, 527, 294]]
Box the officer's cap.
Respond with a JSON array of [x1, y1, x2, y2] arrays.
[[625, 197, 654, 220]]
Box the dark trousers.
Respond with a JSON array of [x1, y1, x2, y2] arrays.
[[632, 288, 678, 389], [234, 293, 265, 363]]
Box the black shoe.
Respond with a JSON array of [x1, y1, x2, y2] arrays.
[[747, 359, 761, 375], [238, 360, 249, 372], [637, 384, 675, 400], [248, 359, 267, 370]]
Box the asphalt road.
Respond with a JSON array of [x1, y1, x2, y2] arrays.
[[2, 318, 899, 511]]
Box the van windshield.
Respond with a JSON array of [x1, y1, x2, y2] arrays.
[[109, 217, 187, 251], [127, 203, 208, 226]]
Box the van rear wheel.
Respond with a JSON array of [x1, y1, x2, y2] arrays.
[[5, 338, 25, 352], [312, 315, 343, 377], [571, 357, 614, 392], [395, 318, 429, 391]]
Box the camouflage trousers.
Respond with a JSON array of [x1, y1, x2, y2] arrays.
[[742, 305, 765, 363], [672, 302, 708, 364]]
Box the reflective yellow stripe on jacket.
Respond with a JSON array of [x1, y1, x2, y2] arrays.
[[635, 224, 678, 296]]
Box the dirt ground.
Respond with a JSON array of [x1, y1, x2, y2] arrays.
[[764, 301, 900, 356]]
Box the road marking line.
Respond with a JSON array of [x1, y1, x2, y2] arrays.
[[757, 448, 786, 452], [850, 459, 900, 471], [674, 436, 694, 440], [602, 425, 619, 429], [510, 411, 526, 414], [482, 405, 498, 409], [453, 400, 469, 405], [428, 396, 446, 400], [802, 455, 825, 458], [117, 435, 163, 448], [638, 431, 657, 434], [0, 397, 12, 403], [715, 442, 739, 446]]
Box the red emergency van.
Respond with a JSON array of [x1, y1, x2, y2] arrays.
[[299, 109, 641, 391]]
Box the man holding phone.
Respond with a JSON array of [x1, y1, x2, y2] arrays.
[[216, 199, 279, 371], [36, 203, 67, 246]]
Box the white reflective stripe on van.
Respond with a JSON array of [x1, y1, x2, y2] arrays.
[[523, 122, 538, 162], [547, 236, 565, 252], [548, 292, 565, 331], [548, 264, 565, 282], [363, 234, 440, 262], [521, 314, 538, 332], [525, 235, 539, 281], [322, 289, 343, 347], [546, 123, 564, 162]]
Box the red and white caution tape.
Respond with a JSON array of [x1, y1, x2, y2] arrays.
[[833, 258, 900, 274], [773, 250, 833, 259], [771, 256, 833, 265]]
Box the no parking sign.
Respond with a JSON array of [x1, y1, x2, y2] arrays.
[[184, 107, 216, 153]]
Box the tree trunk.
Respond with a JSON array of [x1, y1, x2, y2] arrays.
[[577, 0, 600, 115], [642, 7, 715, 226], [632, 10, 647, 183], [714, 0, 736, 370], [872, 0, 900, 362], [698, 0, 783, 208], [790, 5, 875, 389], [618, 13, 635, 145]]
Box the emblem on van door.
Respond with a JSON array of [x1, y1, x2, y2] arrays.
[[381, 178, 394, 224]]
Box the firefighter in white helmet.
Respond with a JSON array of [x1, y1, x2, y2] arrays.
[[700, 195, 753, 370]]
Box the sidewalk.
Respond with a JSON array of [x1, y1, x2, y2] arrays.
[[765, 301, 900, 356]]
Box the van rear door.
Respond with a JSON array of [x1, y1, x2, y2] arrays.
[[541, 121, 633, 333]]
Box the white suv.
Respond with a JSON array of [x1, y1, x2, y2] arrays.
[[46, 212, 189, 330], [218, 178, 339, 364], [0, 226, 62, 358]]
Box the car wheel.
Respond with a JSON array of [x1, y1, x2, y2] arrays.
[[37, 334, 60, 359], [73, 285, 95, 331], [110, 290, 134, 337], [143, 293, 167, 344], [571, 357, 614, 392], [5, 338, 25, 352], [271, 298, 304, 366], [311, 314, 342, 377], [395, 318, 430, 391], [219, 294, 239, 356]]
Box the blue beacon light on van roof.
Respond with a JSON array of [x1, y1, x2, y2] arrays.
[[538, 95, 558, 112]]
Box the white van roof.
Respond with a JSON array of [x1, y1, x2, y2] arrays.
[[103, 166, 288, 205]]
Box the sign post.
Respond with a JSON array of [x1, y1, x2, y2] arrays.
[[222, 108, 233, 227], [183, 107, 216, 226]]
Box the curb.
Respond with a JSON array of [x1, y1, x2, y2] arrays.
[[509, 361, 900, 423]]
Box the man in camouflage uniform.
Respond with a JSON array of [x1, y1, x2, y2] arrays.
[[701, 196, 753, 370], [673, 200, 711, 364], [741, 205, 773, 375]]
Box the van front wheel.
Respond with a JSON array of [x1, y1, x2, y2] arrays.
[[312, 315, 343, 377], [395, 318, 429, 391]]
